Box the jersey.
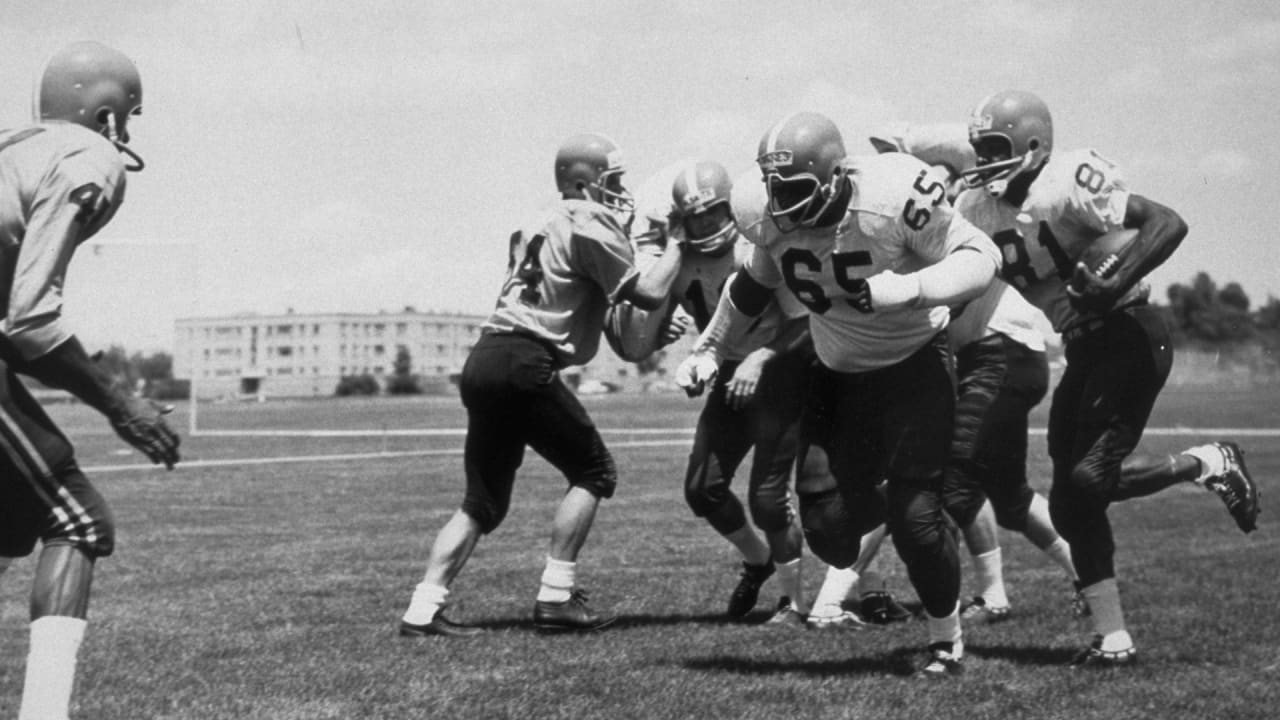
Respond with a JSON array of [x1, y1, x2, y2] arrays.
[[956, 148, 1146, 334], [483, 198, 639, 367], [740, 152, 999, 372], [0, 122, 127, 360], [633, 165, 802, 362]]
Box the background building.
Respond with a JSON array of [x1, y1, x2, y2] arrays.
[[173, 308, 693, 398], [173, 309, 485, 398]]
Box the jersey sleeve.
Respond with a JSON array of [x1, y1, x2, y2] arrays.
[[7, 143, 126, 360], [570, 209, 639, 303], [1057, 149, 1130, 233]]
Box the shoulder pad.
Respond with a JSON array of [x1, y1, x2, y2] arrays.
[[845, 153, 931, 217]]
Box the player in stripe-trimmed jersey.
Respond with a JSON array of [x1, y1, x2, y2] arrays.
[[868, 121, 1081, 625], [955, 90, 1260, 666], [400, 132, 686, 637], [679, 112, 1001, 676], [0, 42, 181, 720]]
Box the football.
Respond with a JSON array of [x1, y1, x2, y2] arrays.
[[1079, 228, 1139, 280]]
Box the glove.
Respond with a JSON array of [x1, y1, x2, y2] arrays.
[[111, 397, 181, 469], [864, 271, 921, 312], [674, 353, 719, 398], [1066, 262, 1123, 314]]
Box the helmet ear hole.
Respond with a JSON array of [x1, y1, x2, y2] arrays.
[[1028, 139, 1040, 151]]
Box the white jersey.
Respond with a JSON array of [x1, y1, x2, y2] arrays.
[[739, 153, 1000, 372], [0, 122, 127, 359], [634, 165, 801, 362], [956, 148, 1145, 334], [872, 124, 1048, 353]]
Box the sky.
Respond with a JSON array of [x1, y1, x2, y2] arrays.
[[2, 1, 1278, 353]]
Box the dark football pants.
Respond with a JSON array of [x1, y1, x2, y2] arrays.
[[0, 361, 114, 560], [797, 333, 960, 619], [942, 333, 1048, 531], [458, 332, 617, 534], [1047, 305, 1172, 586], [683, 348, 809, 535]]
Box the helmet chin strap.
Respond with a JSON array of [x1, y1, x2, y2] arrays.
[[105, 115, 144, 171]]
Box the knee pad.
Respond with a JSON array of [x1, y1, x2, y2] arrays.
[[42, 467, 115, 559], [941, 465, 985, 529], [800, 489, 861, 568], [747, 484, 793, 534], [991, 484, 1035, 532], [461, 497, 508, 535], [570, 439, 618, 500]]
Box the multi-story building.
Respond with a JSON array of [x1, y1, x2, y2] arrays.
[[173, 308, 692, 398], [173, 309, 486, 398]]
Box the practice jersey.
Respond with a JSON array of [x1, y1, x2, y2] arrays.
[[740, 153, 999, 372], [0, 122, 127, 360], [632, 166, 802, 361], [955, 148, 1146, 334], [484, 198, 639, 367], [872, 125, 1047, 353]]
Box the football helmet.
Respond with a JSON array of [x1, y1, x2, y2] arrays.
[[961, 90, 1052, 198], [756, 112, 848, 233], [555, 133, 634, 224], [671, 159, 737, 256], [37, 41, 144, 171]]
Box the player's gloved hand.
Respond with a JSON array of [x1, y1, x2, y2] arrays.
[[675, 352, 719, 398], [1066, 262, 1122, 315], [863, 271, 921, 313], [111, 396, 181, 469], [724, 350, 769, 411], [658, 313, 691, 349]]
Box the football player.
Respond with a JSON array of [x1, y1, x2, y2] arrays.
[[0, 42, 180, 720], [399, 132, 686, 636], [619, 159, 813, 625], [955, 90, 1260, 665], [679, 112, 1001, 675], [869, 122, 1080, 624]]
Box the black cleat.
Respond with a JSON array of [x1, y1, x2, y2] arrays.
[[1071, 635, 1137, 668], [1203, 442, 1261, 533], [533, 589, 616, 633], [959, 596, 1012, 625], [399, 612, 483, 638], [916, 642, 964, 678], [860, 591, 913, 624], [726, 562, 775, 618]]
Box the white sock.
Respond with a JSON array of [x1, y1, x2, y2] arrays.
[[774, 558, 806, 613], [811, 566, 859, 619], [1042, 537, 1078, 584], [1183, 446, 1223, 486], [926, 601, 962, 656], [402, 581, 449, 625], [972, 548, 1008, 608], [537, 557, 575, 603], [1081, 578, 1132, 650], [19, 616, 87, 720]]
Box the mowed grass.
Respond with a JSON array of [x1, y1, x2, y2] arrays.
[[1, 386, 1278, 719]]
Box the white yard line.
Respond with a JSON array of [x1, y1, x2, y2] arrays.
[[83, 427, 1280, 474]]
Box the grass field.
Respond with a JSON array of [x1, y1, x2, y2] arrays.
[[1, 386, 1278, 719]]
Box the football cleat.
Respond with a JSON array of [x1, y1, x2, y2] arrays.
[[916, 642, 964, 678], [533, 589, 616, 633], [1071, 635, 1137, 668], [860, 591, 914, 624], [398, 612, 483, 638], [727, 561, 775, 618], [764, 597, 807, 629], [1201, 442, 1261, 533], [959, 597, 1012, 625], [806, 610, 870, 631], [1071, 583, 1092, 618]]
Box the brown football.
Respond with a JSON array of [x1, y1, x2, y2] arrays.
[[1079, 228, 1139, 279]]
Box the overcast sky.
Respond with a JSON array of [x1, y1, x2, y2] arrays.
[[2, 1, 1276, 352]]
